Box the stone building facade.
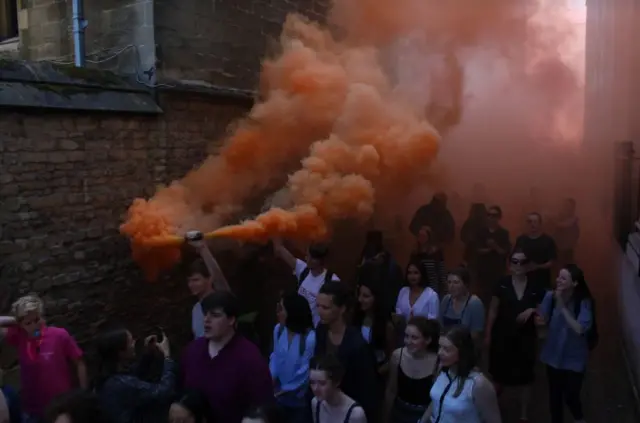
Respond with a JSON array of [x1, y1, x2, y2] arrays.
[[17, 0, 327, 87], [0, 0, 328, 377]]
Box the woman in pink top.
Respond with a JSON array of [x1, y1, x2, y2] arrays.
[[0, 295, 87, 423]]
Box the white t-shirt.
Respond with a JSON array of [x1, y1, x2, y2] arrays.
[[395, 286, 439, 321], [295, 259, 340, 327]]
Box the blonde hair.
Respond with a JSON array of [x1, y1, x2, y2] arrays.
[[11, 294, 44, 321]]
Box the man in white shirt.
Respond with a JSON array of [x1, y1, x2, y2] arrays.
[[274, 239, 340, 327]]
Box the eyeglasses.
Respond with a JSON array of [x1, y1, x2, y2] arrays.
[[510, 258, 529, 265]]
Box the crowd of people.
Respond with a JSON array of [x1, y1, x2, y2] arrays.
[[0, 190, 597, 423]]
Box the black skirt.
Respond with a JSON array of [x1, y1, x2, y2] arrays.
[[489, 325, 537, 386]]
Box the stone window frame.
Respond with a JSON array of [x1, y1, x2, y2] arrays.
[[0, 0, 18, 42]]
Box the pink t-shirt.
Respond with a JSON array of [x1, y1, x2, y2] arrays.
[[6, 325, 83, 416]]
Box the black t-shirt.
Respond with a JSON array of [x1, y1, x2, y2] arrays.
[[475, 226, 511, 273], [492, 276, 546, 334], [514, 234, 557, 289], [314, 325, 379, 420]]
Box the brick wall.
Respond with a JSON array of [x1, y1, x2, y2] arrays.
[[0, 91, 249, 351]]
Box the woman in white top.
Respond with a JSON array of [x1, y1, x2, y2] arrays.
[[310, 355, 367, 423], [396, 261, 439, 321], [420, 325, 501, 423]]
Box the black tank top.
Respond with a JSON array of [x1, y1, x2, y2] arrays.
[[397, 348, 437, 406]]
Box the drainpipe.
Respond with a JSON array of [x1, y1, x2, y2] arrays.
[[71, 0, 87, 67]]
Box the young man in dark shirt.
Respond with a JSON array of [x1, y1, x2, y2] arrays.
[[181, 291, 273, 423], [515, 212, 557, 289], [314, 282, 379, 422]]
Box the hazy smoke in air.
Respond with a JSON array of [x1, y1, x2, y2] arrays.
[[121, 0, 593, 280]]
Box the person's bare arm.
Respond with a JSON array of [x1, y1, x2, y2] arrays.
[[347, 407, 367, 423], [383, 348, 401, 420], [0, 317, 16, 327], [473, 374, 502, 423], [385, 322, 396, 364], [190, 241, 231, 293], [273, 238, 297, 269], [75, 359, 89, 389], [376, 322, 397, 376], [419, 403, 433, 423]]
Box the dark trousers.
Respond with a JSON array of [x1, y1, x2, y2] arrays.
[[279, 405, 309, 423], [546, 365, 585, 423]]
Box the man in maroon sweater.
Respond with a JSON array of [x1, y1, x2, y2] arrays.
[[181, 291, 273, 423]]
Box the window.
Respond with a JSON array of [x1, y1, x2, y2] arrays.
[[0, 0, 18, 42]]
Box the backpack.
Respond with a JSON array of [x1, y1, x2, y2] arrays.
[[298, 267, 334, 287], [276, 324, 308, 356], [549, 294, 599, 351]]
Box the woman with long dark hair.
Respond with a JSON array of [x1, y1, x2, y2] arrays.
[[395, 261, 439, 322], [384, 317, 440, 423], [270, 293, 316, 423], [353, 263, 395, 371], [536, 264, 595, 423], [485, 249, 545, 422], [420, 326, 500, 423], [94, 327, 176, 423]]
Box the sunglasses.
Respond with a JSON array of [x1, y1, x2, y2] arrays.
[[488, 213, 500, 218], [510, 258, 529, 265]]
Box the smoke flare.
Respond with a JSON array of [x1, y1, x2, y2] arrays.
[[121, 0, 584, 280]]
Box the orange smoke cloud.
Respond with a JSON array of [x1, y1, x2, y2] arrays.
[[121, 0, 585, 280]]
